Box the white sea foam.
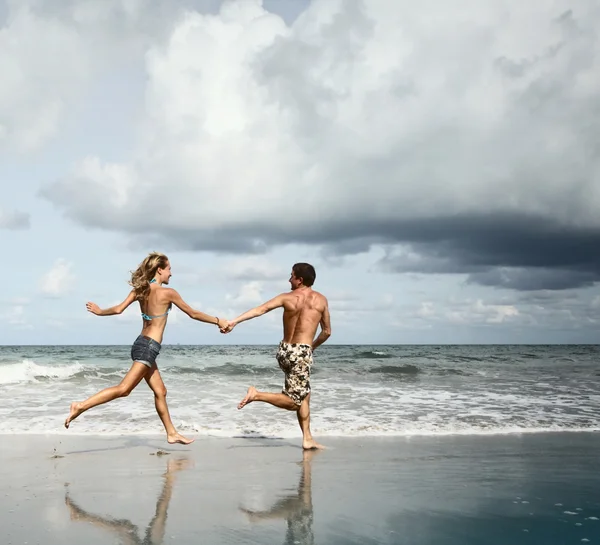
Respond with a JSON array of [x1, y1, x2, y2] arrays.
[[1, 344, 599, 437], [0, 359, 83, 385]]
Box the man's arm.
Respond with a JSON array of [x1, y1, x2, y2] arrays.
[[86, 291, 136, 316], [167, 289, 228, 329], [312, 302, 331, 350], [225, 294, 286, 332]]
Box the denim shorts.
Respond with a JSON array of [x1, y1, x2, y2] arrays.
[[130, 335, 161, 367]]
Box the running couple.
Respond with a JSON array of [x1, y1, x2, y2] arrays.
[[64, 252, 332, 449]]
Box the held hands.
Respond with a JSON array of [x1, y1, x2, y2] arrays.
[[86, 302, 101, 315], [218, 320, 236, 334], [216, 317, 234, 333]]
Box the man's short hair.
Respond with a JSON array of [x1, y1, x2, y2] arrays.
[[292, 263, 316, 287]]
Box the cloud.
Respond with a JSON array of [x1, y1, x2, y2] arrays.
[[514, 288, 600, 328], [37, 0, 600, 291], [39, 259, 75, 297], [394, 286, 600, 334], [407, 298, 521, 326], [468, 268, 598, 292], [450, 299, 520, 325], [329, 293, 394, 313], [0, 208, 30, 230], [0, 0, 221, 152], [378, 215, 600, 290], [222, 256, 288, 281], [225, 281, 264, 307], [0, 6, 87, 151]]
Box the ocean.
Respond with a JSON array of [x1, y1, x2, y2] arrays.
[[1, 344, 598, 437]]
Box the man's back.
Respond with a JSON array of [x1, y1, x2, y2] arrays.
[[281, 288, 328, 345]]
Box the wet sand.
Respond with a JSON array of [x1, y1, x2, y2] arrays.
[[1, 433, 599, 544]]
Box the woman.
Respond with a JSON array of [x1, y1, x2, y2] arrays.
[[64, 252, 228, 444]]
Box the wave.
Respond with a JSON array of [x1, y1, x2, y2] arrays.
[[449, 355, 484, 363], [355, 351, 395, 360], [435, 368, 471, 376], [0, 359, 83, 385], [166, 363, 278, 377], [368, 364, 420, 375], [1, 423, 598, 438], [521, 353, 541, 359]]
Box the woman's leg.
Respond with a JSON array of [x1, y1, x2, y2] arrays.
[[64, 362, 149, 428], [144, 364, 194, 445]]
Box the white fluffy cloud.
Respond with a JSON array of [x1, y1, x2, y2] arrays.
[[0, 6, 87, 151], [39, 259, 75, 297], [226, 281, 264, 307], [446, 299, 520, 325], [0, 0, 214, 152], [42, 0, 600, 237], [223, 256, 288, 281]]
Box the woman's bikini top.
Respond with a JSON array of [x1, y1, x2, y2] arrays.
[[141, 279, 172, 321]]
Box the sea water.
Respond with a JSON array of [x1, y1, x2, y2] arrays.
[[1, 344, 598, 437]]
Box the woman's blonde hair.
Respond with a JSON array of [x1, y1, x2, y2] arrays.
[[129, 252, 169, 301]]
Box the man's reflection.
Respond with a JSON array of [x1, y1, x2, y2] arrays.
[[241, 449, 318, 545], [65, 457, 192, 545]]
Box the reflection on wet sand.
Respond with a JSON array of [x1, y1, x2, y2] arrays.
[[65, 457, 192, 545], [241, 449, 318, 545]]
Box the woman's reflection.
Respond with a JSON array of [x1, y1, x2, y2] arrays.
[[241, 449, 318, 545], [65, 457, 192, 545]]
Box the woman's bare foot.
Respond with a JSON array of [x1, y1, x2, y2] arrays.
[[64, 402, 84, 429], [167, 457, 194, 472], [302, 438, 325, 450], [238, 386, 257, 409], [167, 433, 194, 445]]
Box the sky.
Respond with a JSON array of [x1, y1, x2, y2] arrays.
[[1, 0, 600, 345]]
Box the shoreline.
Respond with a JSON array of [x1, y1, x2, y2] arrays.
[[1, 432, 599, 544], [2, 342, 599, 346], [1, 427, 598, 437], [2, 428, 599, 454]]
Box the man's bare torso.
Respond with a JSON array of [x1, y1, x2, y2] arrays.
[[281, 288, 328, 345]]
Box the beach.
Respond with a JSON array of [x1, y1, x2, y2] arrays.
[[2, 432, 599, 544], [1, 344, 599, 543]]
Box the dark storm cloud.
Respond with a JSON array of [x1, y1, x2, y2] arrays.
[[370, 213, 600, 291], [117, 211, 600, 291], [468, 269, 598, 291]]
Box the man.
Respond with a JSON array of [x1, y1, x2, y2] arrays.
[[222, 263, 331, 450], [240, 449, 318, 543]]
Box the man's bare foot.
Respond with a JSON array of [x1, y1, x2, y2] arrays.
[[64, 402, 84, 429], [238, 386, 257, 409], [167, 433, 194, 445], [302, 438, 325, 450]]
